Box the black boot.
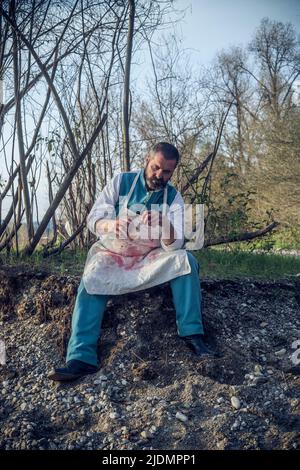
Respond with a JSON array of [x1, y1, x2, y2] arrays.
[[48, 359, 99, 382], [181, 334, 217, 357]]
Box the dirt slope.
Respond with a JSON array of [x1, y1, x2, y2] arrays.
[[0, 267, 299, 450]]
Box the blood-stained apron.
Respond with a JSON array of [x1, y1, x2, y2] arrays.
[[82, 171, 191, 295]]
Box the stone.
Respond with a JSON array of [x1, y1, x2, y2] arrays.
[[254, 364, 263, 374], [275, 349, 286, 357], [252, 376, 268, 386], [175, 412, 188, 423], [231, 420, 240, 430], [231, 397, 241, 410]]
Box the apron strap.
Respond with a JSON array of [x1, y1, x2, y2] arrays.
[[162, 185, 168, 216], [122, 169, 169, 216], [122, 171, 141, 209]]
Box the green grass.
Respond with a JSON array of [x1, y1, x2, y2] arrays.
[[194, 248, 300, 280], [0, 247, 89, 275], [1, 246, 300, 280], [227, 226, 300, 251]]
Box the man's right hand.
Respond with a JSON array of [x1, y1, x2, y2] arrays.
[[96, 218, 132, 239]]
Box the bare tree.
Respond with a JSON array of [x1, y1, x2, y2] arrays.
[[122, 0, 135, 171], [247, 18, 300, 118]]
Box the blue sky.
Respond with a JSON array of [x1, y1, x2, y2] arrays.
[[173, 0, 300, 64]]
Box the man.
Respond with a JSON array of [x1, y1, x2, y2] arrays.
[[49, 142, 215, 382]]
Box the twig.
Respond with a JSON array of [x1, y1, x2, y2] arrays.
[[131, 350, 147, 364]]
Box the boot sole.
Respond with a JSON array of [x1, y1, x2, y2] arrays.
[[48, 370, 83, 382], [48, 369, 98, 382]]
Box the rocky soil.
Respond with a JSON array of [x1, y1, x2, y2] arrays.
[[0, 266, 299, 450]]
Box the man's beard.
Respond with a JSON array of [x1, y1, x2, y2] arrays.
[[144, 166, 167, 190]]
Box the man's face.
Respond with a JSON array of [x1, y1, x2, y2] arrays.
[[144, 152, 177, 190]]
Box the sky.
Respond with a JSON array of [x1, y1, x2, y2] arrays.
[[173, 0, 300, 64], [1, 0, 300, 219]]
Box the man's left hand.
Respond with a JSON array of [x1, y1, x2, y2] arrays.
[[140, 211, 175, 246]]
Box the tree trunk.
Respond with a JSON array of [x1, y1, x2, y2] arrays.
[[122, 0, 135, 171], [12, 0, 34, 242]]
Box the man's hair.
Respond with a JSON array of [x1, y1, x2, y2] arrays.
[[149, 142, 180, 165]]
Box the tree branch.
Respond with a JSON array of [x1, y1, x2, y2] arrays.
[[204, 221, 280, 247]]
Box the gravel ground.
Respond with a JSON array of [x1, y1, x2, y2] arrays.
[[0, 267, 300, 450]]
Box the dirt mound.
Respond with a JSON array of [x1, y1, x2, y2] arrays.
[[0, 267, 299, 450]]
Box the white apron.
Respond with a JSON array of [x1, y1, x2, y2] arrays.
[[82, 171, 191, 295]]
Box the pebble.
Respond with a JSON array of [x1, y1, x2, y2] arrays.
[[254, 365, 263, 374], [231, 420, 240, 430], [140, 431, 151, 439], [20, 403, 26, 411], [231, 397, 241, 410], [252, 376, 268, 386], [216, 441, 225, 449], [109, 412, 119, 419], [175, 412, 188, 423], [290, 399, 299, 408], [275, 349, 286, 357]]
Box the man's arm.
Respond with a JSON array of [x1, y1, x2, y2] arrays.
[[160, 192, 185, 251], [87, 174, 122, 236]]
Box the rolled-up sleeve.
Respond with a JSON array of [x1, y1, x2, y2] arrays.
[[87, 174, 122, 236], [160, 192, 185, 252]]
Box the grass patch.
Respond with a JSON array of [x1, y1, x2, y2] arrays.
[[194, 248, 300, 279], [0, 247, 89, 275], [226, 226, 300, 251], [1, 246, 300, 280]]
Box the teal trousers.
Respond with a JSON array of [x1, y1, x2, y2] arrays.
[[66, 252, 204, 366]]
